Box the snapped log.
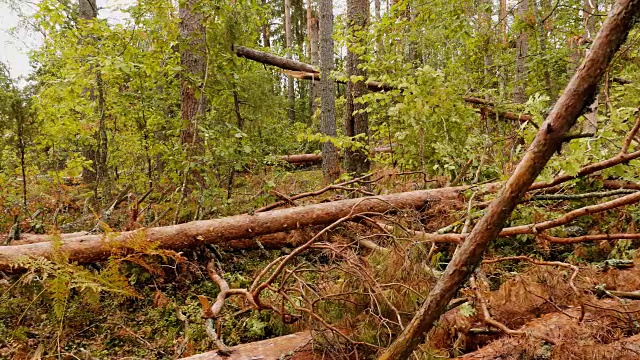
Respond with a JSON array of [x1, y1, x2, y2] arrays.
[[0, 186, 465, 271]]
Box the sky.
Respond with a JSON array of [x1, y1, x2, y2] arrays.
[[0, 0, 133, 82], [1, 0, 350, 83]]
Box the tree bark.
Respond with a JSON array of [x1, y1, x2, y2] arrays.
[[179, 331, 313, 360], [344, 0, 370, 176], [285, 0, 296, 123], [0, 186, 465, 271], [499, 0, 507, 94], [262, 0, 271, 48], [513, 0, 528, 104], [179, 0, 206, 150], [318, 0, 340, 182], [78, 0, 108, 193], [235, 46, 318, 73], [377, 1, 640, 359], [309, 15, 320, 116]]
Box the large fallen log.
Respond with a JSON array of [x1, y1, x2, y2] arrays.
[[281, 146, 393, 164], [180, 331, 315, 360], [0, 186, 464, 271]]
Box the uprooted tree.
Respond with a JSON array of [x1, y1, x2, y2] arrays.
[[5, 0, 640, 358]]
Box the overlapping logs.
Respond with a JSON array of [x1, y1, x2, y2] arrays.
[[0, 185, 465, 271]]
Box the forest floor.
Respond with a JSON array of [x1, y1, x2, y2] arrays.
[[2, 166, 640, 359]]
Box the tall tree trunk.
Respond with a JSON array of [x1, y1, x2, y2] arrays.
[[513, 0, 529, 104], [179, 0, 206, 151], [377, 1, 640, 358], [344, 0, 370, 176], [78, 0, 108, 197], [481, 0, 493, 88], [536, 0, 555, 101], [582, 0, 599, 135], [285, 0, 296, 123], [263, 0, 271, 48], [309, 15, 320, 117], [499, 0, 507, 95], [318, 0, 340, 182]]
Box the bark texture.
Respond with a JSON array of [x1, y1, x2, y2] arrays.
[[309, 15, 320, 116], [513, 0, 529, 104], [0, 186, 464, 271], [78, 0, 107, 191], [318, 0, 340, 182], [285, 0, 296, 123], [179, 0, 206, 149], [378, 1, 640, 359], [344, 0, 370, 176], [180, 331, 314, 359]]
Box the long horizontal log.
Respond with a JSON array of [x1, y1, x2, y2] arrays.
[[281, 146, 393, 164], [235, 46, 318, 74], [0, 186, 465, 271], [180, 331, 314, 360]]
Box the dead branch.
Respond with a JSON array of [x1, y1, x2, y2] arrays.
[[255, 173, 376, 212], [526, 188, 637, 201], [622, 110, 640, 153], [539, 232, 640, 244], [481, 256, 580, 301], [530, 149, 640, 191], [468, 276, 529, 339], [502, 191, 640, 236]]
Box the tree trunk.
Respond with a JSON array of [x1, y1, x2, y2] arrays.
[[499, 0, 507, 94], [179, 0, 206, 151], [513, 0, 529, 104], [377, 1, 640, 358], [309, 15, 320, 117], [285, 0, 296, 123], [179, 332, 313, 360], [263, 0, 271, 48], [318, 0, 340, 182], [535, 0, 555, 101], [344, 0, 370, 176], [0, 186, 465, 271], [78, 0, 108, 195], [582, 0, 599, 136]]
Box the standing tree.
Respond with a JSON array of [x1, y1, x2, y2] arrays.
[[78, 0, 108, 196], [318, 0, 340, 182], [344, 0, 370, 176], [285, 0, 296, 122], [179, 0, 206, 152], [513, 0, 529, 104]]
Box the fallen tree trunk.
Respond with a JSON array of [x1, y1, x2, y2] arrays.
[[235, 45, 535, 121], [282, 146, 393, 164], [0, 186, 464, 271], [180, 331, 314, 360], [378, 2, 640, 358]]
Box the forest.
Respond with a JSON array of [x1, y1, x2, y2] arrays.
[[2, 0, 640, 358]]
